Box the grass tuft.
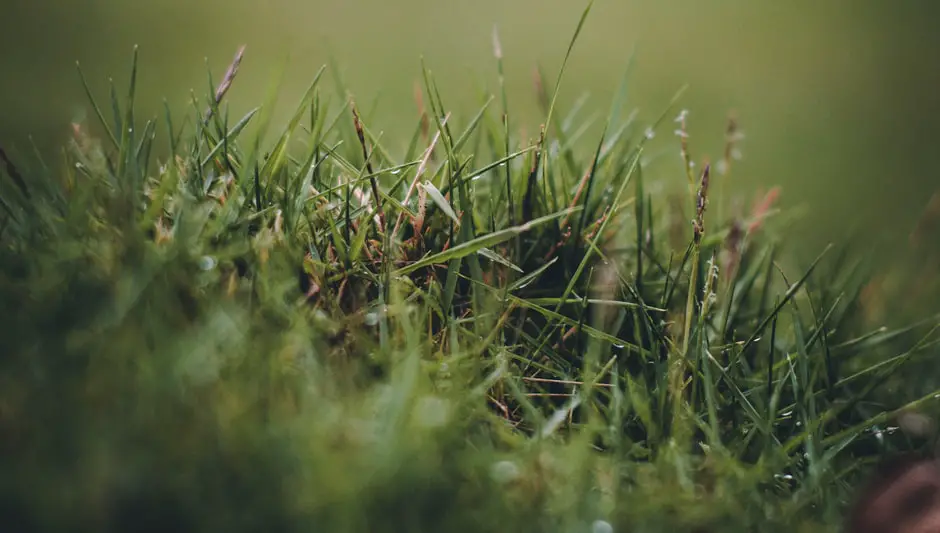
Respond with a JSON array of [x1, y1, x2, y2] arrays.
[[1, 7, 939, 532]]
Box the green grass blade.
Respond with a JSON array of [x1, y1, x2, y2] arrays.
[[421, 180, 460, 226], [76, 62, 119, 149], [392, 207, 578, 277]]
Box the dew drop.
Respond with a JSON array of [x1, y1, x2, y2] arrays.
[[490, 460, 520, 484], [199, 256, 217, 271]]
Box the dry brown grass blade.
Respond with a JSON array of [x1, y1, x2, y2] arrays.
[[393, 114, 448, 239], [204, 44, 246, 124], [351, 102, 385, 233], [414, 80, 430, 146]]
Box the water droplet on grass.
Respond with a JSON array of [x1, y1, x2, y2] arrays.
[[491, 460, 520, 484], [199, 256, 217, 271]]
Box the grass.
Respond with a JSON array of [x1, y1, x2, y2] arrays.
[[1, 4, 939, 532]]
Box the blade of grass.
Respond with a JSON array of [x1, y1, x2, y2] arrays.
[[392, 207, 578, 277], [76, 62, 119, 149]]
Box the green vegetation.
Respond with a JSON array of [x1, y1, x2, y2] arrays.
[[2, 5, 938, 532]]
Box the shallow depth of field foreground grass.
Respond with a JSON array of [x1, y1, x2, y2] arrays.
[[2, 6, 940, 532]]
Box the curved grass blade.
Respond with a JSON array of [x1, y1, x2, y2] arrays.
[[477, 247, 523, 273], [76, 62, 119, 150], [199, 107, 259, 169], [421, 180, 460, 225], [392, 207, 578, 277]]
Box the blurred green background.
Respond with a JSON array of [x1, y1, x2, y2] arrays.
[[2, 0, 938, 258]]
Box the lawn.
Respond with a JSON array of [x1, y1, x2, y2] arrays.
[[2, 4, 939, 532]]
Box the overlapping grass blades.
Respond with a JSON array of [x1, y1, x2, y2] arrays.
[[1, 3, 939, 531]]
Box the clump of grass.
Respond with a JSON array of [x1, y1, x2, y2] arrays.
[[1, 3, 939, 532]]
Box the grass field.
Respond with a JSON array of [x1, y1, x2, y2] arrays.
[[2, 3, 940, 531], [4, 1, 940, 256]]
